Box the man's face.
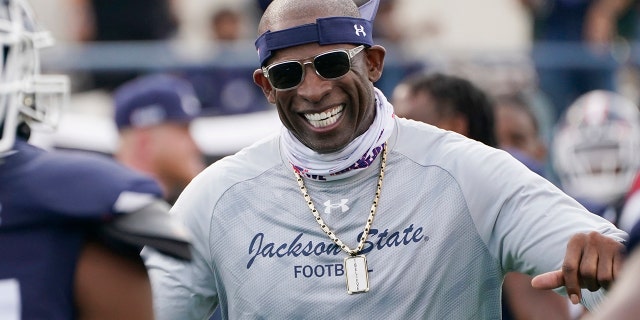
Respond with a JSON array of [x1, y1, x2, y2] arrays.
[[494, 105, 546, 162], [255, 43, 384, 153]]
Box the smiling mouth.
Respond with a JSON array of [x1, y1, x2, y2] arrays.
[[303, 105, 344, 128]]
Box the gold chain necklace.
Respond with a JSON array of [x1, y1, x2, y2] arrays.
[[292, 143, 387, 294]]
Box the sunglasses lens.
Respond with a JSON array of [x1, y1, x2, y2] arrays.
[[268, 62, 303, 90], [314, 51, 351, 79]]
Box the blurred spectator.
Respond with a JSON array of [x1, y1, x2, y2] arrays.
[[71, 0, 179, 91], [551, 91, 639, 318], [71, 0, 178, 42], [392, 71, 571, 320], [179, 66, 273, 116], [521, 0, 635, 121], [551, 90, 640, 222], [373, 0, 404, 43], [550, 89, 640, 318], [113, 73, 206, 205], [210, 7, 245, 41], [0, 1, 191, 319], [176, 3, 272, 116], [494, 93, 549, 177], [392, 72, 497, 146]]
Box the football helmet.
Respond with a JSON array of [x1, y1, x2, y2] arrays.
[[0, 0, 68, 154], [552, 90, 640, 205]]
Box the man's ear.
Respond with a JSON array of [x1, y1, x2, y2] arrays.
[[364, 45, 386, 82], [253, 68, 276, 104]]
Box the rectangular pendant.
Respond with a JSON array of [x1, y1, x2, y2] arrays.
[[344, 255, 369, 294]]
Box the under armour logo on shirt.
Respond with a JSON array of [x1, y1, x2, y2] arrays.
[[354, 24, 366, 37], [324, 199, 349, 214]]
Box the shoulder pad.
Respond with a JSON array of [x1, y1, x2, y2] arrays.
[[99, 200, 192, 261]]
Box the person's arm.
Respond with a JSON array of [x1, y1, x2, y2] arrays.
[[142, 168, 222, 320], [503, 272, 571, 320], [73, 196, 192, 320], [74, 241, 154, 320], [68, 0, 96, 42], [584, 0, 632, 45], [450, 139, 626, 310]]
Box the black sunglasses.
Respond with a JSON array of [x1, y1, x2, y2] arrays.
[[262, 45, 365, 91]]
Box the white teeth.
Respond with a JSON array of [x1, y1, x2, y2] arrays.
[[304, 105, 344, 128]]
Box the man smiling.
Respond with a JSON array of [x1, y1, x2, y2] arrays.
[[143, 0, 627, 318]]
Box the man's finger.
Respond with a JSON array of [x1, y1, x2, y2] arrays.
[[563, 235, 585, 304], [531, 270, 564, 290], [532, 270, 581, 304]]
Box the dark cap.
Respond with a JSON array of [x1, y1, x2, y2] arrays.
[[114, 74, 201, 130]]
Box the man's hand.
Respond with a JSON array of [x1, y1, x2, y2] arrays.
[[531, 231, 626, 304]]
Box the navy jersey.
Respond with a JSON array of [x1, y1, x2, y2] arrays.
[[0, 139, 163, 320]]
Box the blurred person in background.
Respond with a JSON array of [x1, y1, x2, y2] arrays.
[[392, 71, 571, 320], [493, 93, 549, 178], [0, 1, 192, 319], [520, 0, 636, 121], [551, 90, 640, 224], [392, 72, 496, 146], [550, 89, 640, 318], [210, 6, 245, 42], [372, 0, 404, 44], [113, 73, 206, 205], [71, 0, 178, 42], [178, 3, 272, 117], [70, 0, 179, 91]]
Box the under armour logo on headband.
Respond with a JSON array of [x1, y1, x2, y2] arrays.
[[354, 24, 366, 37]]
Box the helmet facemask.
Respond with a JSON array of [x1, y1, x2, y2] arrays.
[[553, 90, 640, 205], [0, 0, 68, 154]]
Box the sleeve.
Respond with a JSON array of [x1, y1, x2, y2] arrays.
[[34, 151, 164, 220], [31, 151, 192, 260], [447, 141, 627, 310], [142, 167, 220, 320]]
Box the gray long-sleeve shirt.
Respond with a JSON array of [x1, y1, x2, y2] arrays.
[[143, 117, 626, 319]]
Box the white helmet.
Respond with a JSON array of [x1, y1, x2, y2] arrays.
[[0, 0, 68, 154], [552, 90, 640, 205]]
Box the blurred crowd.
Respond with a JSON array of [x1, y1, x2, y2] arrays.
[[11, 0, 640, 319], [25, 0, 640, 122]]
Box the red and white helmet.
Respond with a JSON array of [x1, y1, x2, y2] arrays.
[[552, 90, 640, 205], [0, 0, 68, 154]]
